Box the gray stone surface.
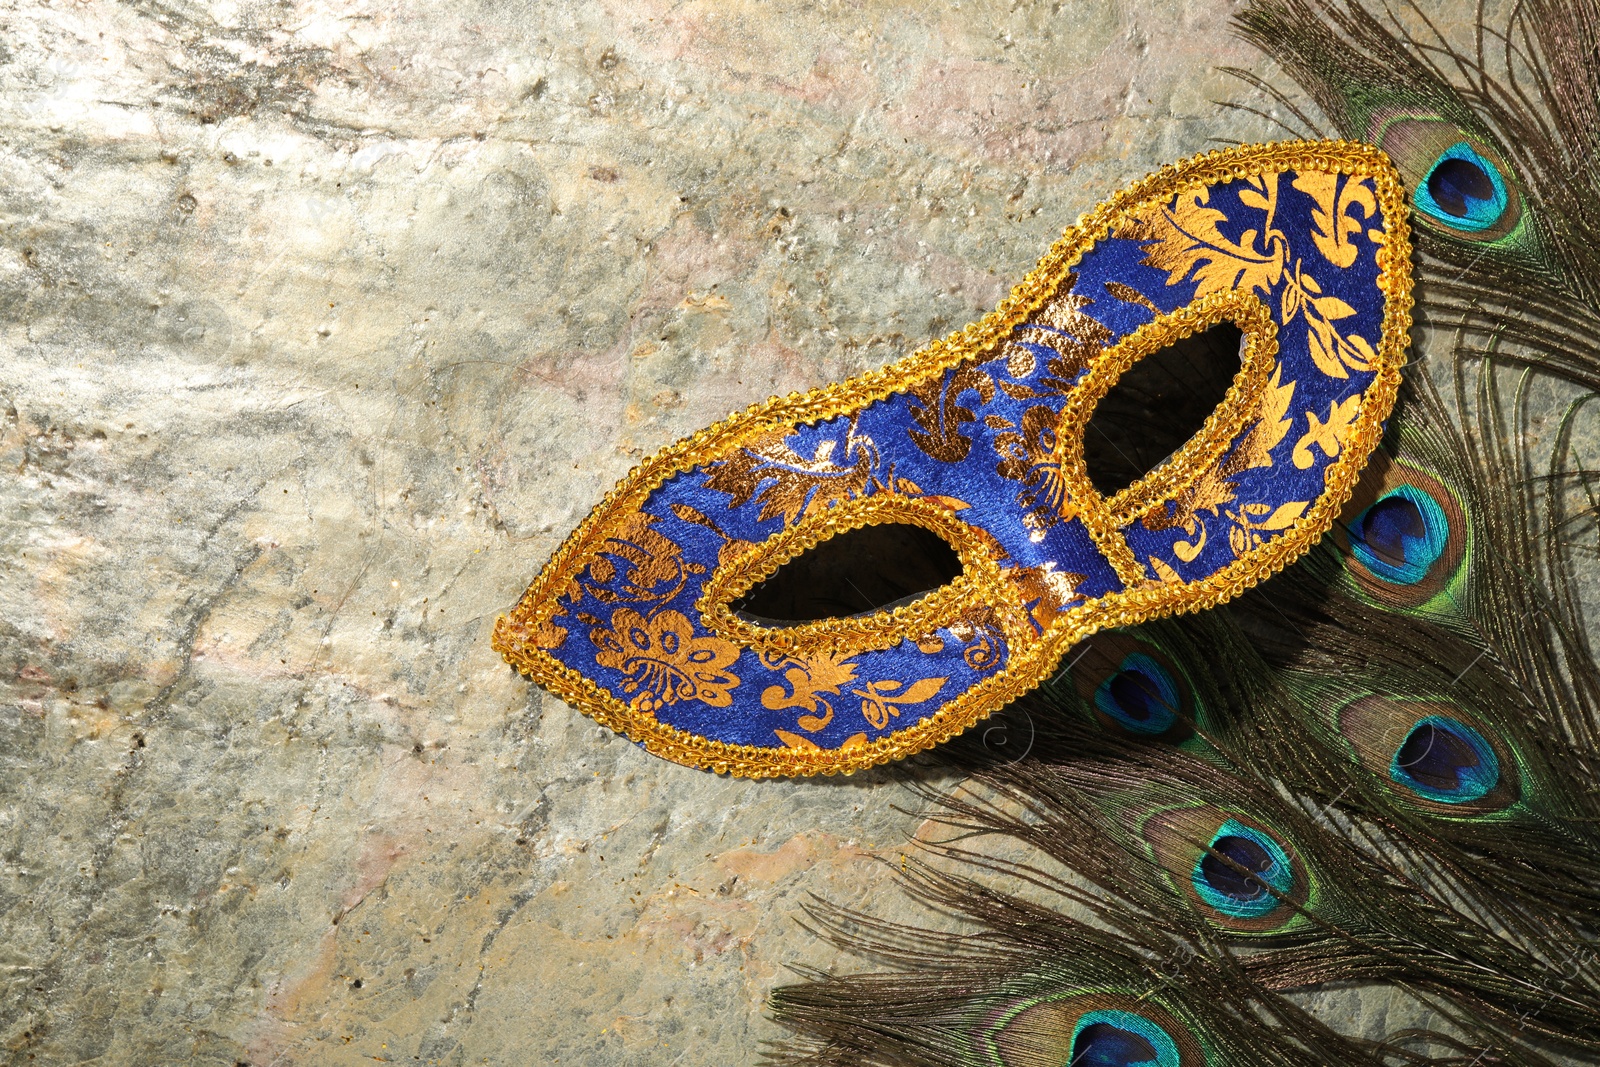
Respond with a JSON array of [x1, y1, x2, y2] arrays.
[[0, 1, 1511, 1064]]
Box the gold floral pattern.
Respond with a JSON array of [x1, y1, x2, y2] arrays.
[[578, 511, 696, 605], [1293, 394, 1363, 469], [702, 426, 873, 525], [1004, 562, 1088, 629], [1105, 280, 1161, 314], [773, 728, 869, 751], [530, 617, 569, 651], [1140, 362, 1298, 563], [989, 274, 1112, 398], [758, 647, 950, 734], [945, 610, 1008, 670], [1120, 171, 1380, 379], [855, 677, 950, 730], [1228, 500, 1312, 557], [668, 503, 758, 569], [1294, 170, 1378, 269], [907, 365, 996, 462], [1226, 362, 1298, 473], [759, 649, 861, 732], [591, 608, 741, 713], [992, 404, 1072, 536]]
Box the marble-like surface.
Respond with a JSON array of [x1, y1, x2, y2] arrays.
[[0, 1, 1499, 1064]]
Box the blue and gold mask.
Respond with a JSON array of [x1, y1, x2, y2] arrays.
[[493, 140, 1414, 776]]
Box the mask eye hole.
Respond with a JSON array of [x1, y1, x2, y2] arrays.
[[731, 522, 963, 624], [1083, 320, 1243, 496]]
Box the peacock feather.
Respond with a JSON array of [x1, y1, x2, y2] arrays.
[[769, 2, 1600, 1063]]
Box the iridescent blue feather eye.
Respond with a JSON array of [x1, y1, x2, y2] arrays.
[[1346, 484, 1449, 585], [1415, 142, 1509, 231], [1190, 820, 1294, 919], [1390, 715, 1500, 803], [1070, 1009, 1182, 1067], [1094, 652, 1180, 735], [1336, 697, 1516, 813], [981, 995, 1200, 1067]]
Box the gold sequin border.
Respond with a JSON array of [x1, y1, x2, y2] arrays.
[[490, 138, 1414, 778]]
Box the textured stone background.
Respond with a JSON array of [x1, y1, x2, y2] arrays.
[[0, 1, 1503, 1065]]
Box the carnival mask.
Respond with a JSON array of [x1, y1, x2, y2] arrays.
[[493, 139, 1414, 776]]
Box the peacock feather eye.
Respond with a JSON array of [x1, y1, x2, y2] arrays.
[[1190, 819, 1295, 920], [1070, 1009, 1184, 1067], [1335, 454, 1466, 611], [1336, 697, 1519, 814], [1390, 715, 1501, 804], [1068, 634, 1197, 741], [1093, 652, 1181, 736], [1142, 805, 1309, 934], [1365, 114, 1524, 243], [1415, 142, 1510, 232], [1346, 484, 1450, 585], [983, 993, 1203, 1067]]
